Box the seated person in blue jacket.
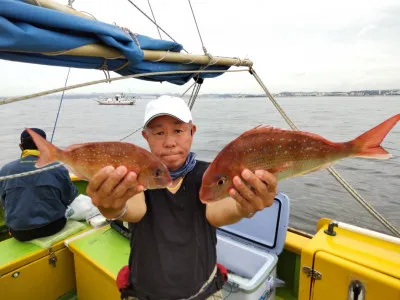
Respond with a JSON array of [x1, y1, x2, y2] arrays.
[[0, 128, 78, 242]]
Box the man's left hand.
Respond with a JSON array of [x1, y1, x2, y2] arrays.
[[228, 169, 277, 219]]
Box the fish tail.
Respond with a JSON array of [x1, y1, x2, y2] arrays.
[[351, 114, 400, 159], [25, 128, 63, 167]]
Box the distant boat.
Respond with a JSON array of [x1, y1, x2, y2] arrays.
[[96, 93, 137, 105]]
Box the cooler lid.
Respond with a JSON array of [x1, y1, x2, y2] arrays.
[[217, 192, 290, 255]]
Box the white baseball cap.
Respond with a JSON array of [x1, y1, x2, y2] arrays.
[[143, 95, 193, 127]]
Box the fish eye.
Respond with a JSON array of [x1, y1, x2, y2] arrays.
[[217, 176, 227, 186], [153, 168, 161, 177]]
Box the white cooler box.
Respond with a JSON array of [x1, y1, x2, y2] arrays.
[[216, 192, 290, 300]]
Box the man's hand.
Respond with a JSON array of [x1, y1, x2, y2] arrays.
[[86, 165, 145, 219], [229, 169, 277, 218]]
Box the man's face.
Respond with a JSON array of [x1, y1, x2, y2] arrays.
[[142, 115, 196, 171]]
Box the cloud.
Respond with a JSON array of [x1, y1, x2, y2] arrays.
[[0, 0, 400, 96]]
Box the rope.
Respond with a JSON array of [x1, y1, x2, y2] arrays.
[[119, 126, 143, 142], [125, 0, 188, 53], [147, 0, 162, 40], [187, 82, 198, 108], [249, 67, 400, 237], [50, 68, 71, 142], [181, 81, 197, 98], [187, 0, 208, 56], [0, 163, 65, 182], [0, 68, 248, 106], [188, 82, 202, 110]]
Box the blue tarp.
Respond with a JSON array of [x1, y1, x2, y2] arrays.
[[0, 0, 229, 85]]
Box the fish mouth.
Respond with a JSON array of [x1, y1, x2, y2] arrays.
[[155, 175, 172, 188], [199, 187, 215, 203], [141, 172, 172, 190], [199, 198, 214, 204]]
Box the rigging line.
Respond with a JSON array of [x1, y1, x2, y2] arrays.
[[187, 0, 208, 55], [184, 65, 207, 97], [249, 67, 400, 237], [0, 163, 65, 182], [182, 50, 219, 94], [181, 80, 197, 98], [147, 0, 162, 40], [1, 68, 249, 105], [125, 0, 189, 53], [50, 68, 71, 142], [189, 82, 202, 110], [119, 126, 143, 142], [326, 166, 400, 236], [187, 82, 198, 108]]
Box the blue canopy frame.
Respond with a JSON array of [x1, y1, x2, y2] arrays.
[[0, 0, 229, 85]]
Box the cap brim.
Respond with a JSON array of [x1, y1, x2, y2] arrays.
[[144, 113, 189, 128]]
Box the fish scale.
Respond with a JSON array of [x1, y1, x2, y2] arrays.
[[25, 129, 172, 190], [241, 135, 342, 174], [200, 114, 400, 202]]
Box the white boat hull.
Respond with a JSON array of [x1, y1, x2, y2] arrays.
[[95, 93, 137, 105], [96, 100, 135, 105]]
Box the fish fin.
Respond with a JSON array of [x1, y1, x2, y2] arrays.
[[276, 161, 334, 181], [67, 168, 89, 181], [248, 124, 338, 142], [235, 124, 279, 141], [240, 124, 331, 141], [65, 143, 87, 152], [301, 162, 334, 175], [252, 124, 272, 130], [26, 128, 62, 168], [351, 114, 400, 159], [266, 162, 293, 175], [240, 124, 279, 136]]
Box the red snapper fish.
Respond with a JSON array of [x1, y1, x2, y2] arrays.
[[26, 128, 172, 189], [199, 114, 400, 203]]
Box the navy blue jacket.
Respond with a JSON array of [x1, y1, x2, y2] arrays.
[[0, 155, 78, 230]]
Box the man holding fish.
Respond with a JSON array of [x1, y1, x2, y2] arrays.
[[86, 95, 278, 299], [25, 94, 398, 299]]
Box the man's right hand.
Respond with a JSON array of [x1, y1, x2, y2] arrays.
[[86, 165, 145, 219]]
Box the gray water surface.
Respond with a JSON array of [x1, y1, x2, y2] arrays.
[[1, 95, 399, 235]]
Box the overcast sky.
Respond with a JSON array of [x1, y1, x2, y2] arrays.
[[1, 0, 400, 96]]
